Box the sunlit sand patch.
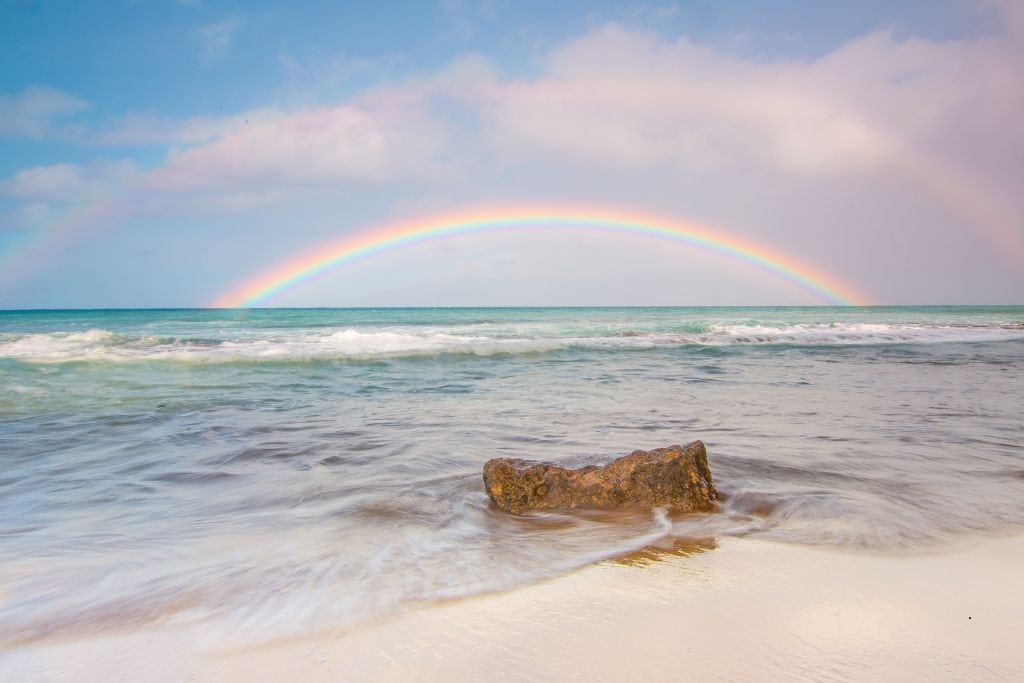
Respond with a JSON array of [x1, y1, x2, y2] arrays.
[[608, 535, 718, 567]]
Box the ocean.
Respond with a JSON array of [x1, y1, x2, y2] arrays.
[[1, 306, 1022, 646]]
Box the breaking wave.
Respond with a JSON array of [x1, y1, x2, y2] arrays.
[[2, 322, 1023, 364]]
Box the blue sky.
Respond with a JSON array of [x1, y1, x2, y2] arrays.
[[1, 0, 1022, 307]]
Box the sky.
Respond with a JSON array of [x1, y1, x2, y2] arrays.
[[1, 0, 1022, 308]]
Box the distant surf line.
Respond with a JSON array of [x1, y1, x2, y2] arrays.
[[210, 206, 871, 307]]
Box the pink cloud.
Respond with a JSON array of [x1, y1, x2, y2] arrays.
[[0, 160, 137, 202], [145, 103, 450, 194]]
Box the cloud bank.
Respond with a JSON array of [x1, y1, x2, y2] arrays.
[[0, 85, 89, 139], [2, 3, 1023, 306]]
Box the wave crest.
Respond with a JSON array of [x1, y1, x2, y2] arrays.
[[1, 322, 1022, 364]]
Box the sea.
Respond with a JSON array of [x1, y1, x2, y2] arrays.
[[1, 306, 1023, 646]]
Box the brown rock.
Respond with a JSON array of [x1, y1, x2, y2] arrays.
[[482, 441, 718, 514]]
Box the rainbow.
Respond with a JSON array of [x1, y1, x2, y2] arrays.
[[211, 206, 871, 307]]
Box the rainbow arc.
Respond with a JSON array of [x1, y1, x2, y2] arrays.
[[210, 207, 870, 308]]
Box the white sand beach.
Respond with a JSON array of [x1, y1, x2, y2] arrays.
[[5, 533, 1022, 682]]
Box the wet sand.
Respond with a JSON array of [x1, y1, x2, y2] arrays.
[[3, 534, 1022, 681]]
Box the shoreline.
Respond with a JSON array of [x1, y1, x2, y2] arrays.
[[4, 533, 1022, 681]]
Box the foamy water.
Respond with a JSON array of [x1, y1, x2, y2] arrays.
[[1, 306, 1022, 645]]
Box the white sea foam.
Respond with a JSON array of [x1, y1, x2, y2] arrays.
[[704, 322, 1024, 345], [1, 322, 1022, 363]]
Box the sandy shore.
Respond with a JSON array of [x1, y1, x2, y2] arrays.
[[4, 533, 1023, 681]]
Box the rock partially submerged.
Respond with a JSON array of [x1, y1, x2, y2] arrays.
[[483, 441, 718, 514]]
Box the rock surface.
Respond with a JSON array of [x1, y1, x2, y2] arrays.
[[483, 441, 718, 514]]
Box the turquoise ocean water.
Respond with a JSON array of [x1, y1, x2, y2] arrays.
[[1, 306, 1023, 645]]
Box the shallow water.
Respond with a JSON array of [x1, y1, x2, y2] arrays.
[[1, 306, 1022, 645]]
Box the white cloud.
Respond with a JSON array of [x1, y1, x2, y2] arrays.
[[144, 102, 450, 193], [22, 6, 1024, 192], [0, 85, 89, 139], [193, 18, 242, 62], [0, 160, 137, 203], [0, 164, 84, 201], [467, 26, 900, 175], [4, 201, 55, 229], [20, 13, 1021, 226], [93, 111, 260, 147], [12, 14, 1024, 215]]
